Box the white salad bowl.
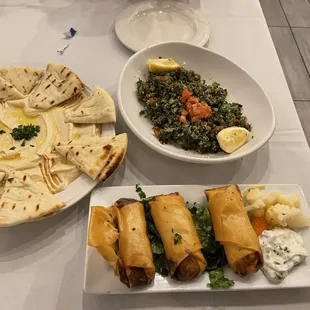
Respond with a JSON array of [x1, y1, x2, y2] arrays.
[[118, 42, 276, 164]]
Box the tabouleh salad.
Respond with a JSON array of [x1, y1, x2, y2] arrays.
[[136, 58, 252, 154]]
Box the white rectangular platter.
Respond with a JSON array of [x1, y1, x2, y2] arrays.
[[84, 184, 310, 294]]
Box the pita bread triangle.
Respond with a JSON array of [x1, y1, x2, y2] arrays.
[[27, 63, 85, 111], [99, 133, 128, 181], [55, 141, 113, 180], [54, 133, 128, 181], [0, 66, 42, 95], [64, 86, 116, 124], [0, 171, 65, 226], [0, 76, 25, 102]]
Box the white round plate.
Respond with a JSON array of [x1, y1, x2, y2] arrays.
[[115, 1, 210, 52], [5, 83, 115, 226], [118, 42, 276, 164]]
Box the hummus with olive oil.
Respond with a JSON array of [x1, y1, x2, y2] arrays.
[[0, 102, 101, 193]]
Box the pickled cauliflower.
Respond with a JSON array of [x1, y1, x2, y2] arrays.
[[243, 187, 307, 230], [266, 204, 309, 229]]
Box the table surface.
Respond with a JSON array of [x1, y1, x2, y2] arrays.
[[1, 0, 310, 309]]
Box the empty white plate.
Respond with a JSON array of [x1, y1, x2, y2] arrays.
[[115, 1, 210, 52]]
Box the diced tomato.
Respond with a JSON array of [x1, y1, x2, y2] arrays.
[[189, 102, 212, 122], [181, 89, 192, 103], [187, 96, 199, 105]]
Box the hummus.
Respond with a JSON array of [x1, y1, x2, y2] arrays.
[[0, 101, 101, 194]]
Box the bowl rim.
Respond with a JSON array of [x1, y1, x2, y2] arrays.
[[117, 41, 276, 164]]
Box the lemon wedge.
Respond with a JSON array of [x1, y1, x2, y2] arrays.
[[216, 127, 251, 154], [148, 58, 180, 73]]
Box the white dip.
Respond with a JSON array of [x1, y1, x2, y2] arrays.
[[259, 228, 309, 282]]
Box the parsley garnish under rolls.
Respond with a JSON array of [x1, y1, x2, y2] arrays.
[[189, 203, 234, 289], [137, 66, 251, 153], [136, 185, 234, 288], [136, 184, 168, 277]]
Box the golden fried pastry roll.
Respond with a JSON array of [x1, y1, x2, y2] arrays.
[[114, 198, 155, 287], [149, 193, 207, 281], [204, 185, 263, 276], [88, 200, 155, 288]]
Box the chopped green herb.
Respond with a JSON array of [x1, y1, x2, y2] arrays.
[[11, 124, 40, 141], [7, 178, 14, 183], [135, 184, 168, 276], [189, 204, 224, 269], [9, 146, 16, 151], [0, 129, 5, 135], [189, 204, 234, 289], [21, 140, 26, 147], [208, 268, 234, 289], [30, 145, 35, 148], [171, 228, 174, 233], [173, 233, 182, 245]]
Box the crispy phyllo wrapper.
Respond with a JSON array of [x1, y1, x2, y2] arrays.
[[149, 193, 207, 281], [205, 185, 263, 276], [88, 200, 155, 288]]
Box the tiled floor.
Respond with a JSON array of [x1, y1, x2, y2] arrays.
[[260, 0, 310, 145]]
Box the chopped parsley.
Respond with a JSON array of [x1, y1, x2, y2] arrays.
[[0, 129, 5, 135], [173, 233, 182, 245], [189, 203, 234, 289], [135, 184, 168, 276], [11, 124, 40, 141], [137, 65, 251, 154], [208, 268, 234, 289], [21, 140, 26, 147], [9, 146, 16, 151], [7, 178, 14, 183]]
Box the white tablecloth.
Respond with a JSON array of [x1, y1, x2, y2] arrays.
[[1, 0, 310, 309]]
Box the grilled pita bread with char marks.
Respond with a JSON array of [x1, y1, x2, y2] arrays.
[[64, 86, 116, 124], [0, 76, 25, 102], [54, 133, 127, 181], [0, 66, 42, 95], [55, 141, 113, 180], [0, 171, 65, 226], [26, 63, 85, 112]]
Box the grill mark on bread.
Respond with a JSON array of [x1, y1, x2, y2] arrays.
[[101, 148, 125, 181]]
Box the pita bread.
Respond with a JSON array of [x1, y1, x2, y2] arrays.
[[26, 63, 85, 111], [61, 134, 128, 181], [0, 171, 65, 226], [0, 76, 24, 102], [0, 172, 6, 184], [54, 133, 127, 181], [0, 66, 42, 95], [99, 133, 127, 181], [64, 86, 116, 124], [55, 140, 113, 180]]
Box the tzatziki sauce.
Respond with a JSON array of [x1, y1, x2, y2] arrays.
[[259, 228, 309, 282]]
